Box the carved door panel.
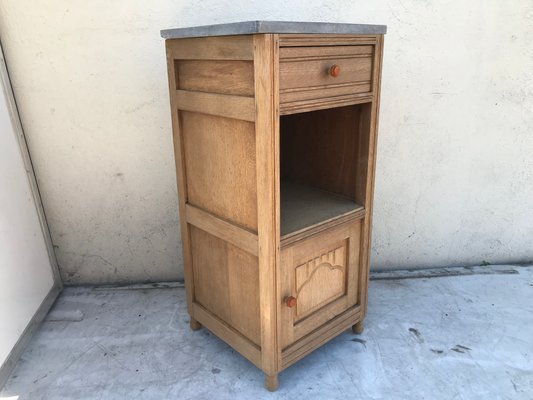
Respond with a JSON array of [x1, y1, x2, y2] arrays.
[[280, 220, 361, 348]]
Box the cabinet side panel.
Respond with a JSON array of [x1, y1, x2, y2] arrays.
[[180, 111, 258, 231], [359, 35, 385, 317], [168, 36, 258, 234], [165, 41, 195, 314], [166, 35, 259, 324], [190, 226, 261, 345]]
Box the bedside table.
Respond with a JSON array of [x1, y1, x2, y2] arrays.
[[161, 21, 386, 391]]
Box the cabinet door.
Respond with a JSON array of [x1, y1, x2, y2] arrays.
[[280, 219, 361, 348]]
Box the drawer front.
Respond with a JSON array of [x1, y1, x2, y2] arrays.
[[280, 219, 361, 349], [279, 45, 374, 111]]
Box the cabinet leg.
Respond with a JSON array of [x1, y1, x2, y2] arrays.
[[189, 317, 202, 331], [265, 374, 279, 391], [352, 320, 364, 334]]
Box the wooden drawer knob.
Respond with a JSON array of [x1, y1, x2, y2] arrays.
[[329, 64, 341, 77], [285, 296, 297, 308]]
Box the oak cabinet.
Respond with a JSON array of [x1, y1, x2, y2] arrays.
[[161, 21, 386, 391]]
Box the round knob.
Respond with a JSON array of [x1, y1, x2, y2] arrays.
[[285, 296, 297, 308], [329, 64, 341, 77]]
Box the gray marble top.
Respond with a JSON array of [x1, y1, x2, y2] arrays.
[[161, 21, 386, 39]]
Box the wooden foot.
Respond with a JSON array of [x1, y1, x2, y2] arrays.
[[265, 374, 279, 391], [352, 320, 364, 334], [189, 318, 202, 331]]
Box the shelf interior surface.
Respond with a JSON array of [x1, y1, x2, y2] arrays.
[[280, 180, 362, 237]]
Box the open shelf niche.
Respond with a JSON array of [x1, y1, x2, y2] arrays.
[[280, 103, 372, 240]]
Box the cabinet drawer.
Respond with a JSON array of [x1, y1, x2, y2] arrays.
[[279, 45, 374, 109], [280, 219, 361, 348]]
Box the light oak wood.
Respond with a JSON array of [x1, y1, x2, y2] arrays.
[[359, 36, 385, 319], [166, 41, 195, 317], [265, 374, 279, 391], [181, 110, 257, 231], [352, 320, 364, 334], [281, 93, 373, 115], [279, 46, 373, 111], [280, 49, 372, 89], [164, 31, 384, 391], [281, 83, 372, 105], [253, 33, 281, 379], [280, 220, 361, 348], [185, 204, 258, 256], [176, 90, 255, 122], [278, 34, 378, 47], [167, 35, 254, 60], [190, 226, 260, 345], [280, 45, 373, 61], [281, 105, 364, 199], [189, 318, 202, 331], [355, 103, 373, 206], [193, 303, 262, 368], [282, 305, 362, 369], [176, 60, 254, 96]]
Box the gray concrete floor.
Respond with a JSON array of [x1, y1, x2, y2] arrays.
[[2, 265, 533, 399]]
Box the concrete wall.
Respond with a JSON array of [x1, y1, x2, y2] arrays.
[[0, 52, 55, 370], [0, 1, 532, 283]]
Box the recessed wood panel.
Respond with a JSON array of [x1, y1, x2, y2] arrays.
[[294, 241, 347, 321], [190, 226, 260, 345], [166, 35, 254, 60], [181, 111, 257, 231], [176, 60, 254, 96]]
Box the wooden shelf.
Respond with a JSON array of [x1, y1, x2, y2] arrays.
[[280, 180, 364, 239]]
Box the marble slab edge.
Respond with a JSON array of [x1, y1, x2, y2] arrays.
[[161, 20, 387, 39]]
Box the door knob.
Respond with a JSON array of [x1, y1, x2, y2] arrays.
[[285, 296, 297, 308], [329, 64, 341, 77]]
